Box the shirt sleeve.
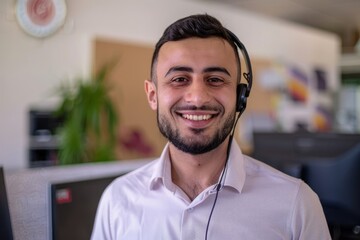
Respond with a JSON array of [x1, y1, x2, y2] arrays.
[[91, 186, 114, 240], [290, 181, 331, 240]]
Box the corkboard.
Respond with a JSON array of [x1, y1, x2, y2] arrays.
[[235, 58, 275, 154], [93, 38, 273, 158], [93, 38, 167, 160]]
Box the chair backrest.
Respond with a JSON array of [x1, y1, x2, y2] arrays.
[[302, 143, 360, 226], [0, 167, 14, 240]]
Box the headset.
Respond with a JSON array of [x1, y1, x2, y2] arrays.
[[204, 28, 253, 240], [225, 29, 253, 114]]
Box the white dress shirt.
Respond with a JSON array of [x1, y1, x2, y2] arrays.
[[91, 141, 331, 240]]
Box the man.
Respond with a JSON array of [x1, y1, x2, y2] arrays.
[[91, 14, 331, 240]]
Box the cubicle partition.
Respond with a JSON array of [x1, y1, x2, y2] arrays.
[[5, 159, 151, 240]]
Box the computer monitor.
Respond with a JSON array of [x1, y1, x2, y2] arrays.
[[251, 131, 360, 177], [0, 167, 14, 240], [50, 174, 125, 240]]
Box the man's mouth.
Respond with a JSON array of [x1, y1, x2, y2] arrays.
[[174, 105, 221, 124], [182, 114, 212, 121]]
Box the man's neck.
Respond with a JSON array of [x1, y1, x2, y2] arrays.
[[169, 139, 230, 201]]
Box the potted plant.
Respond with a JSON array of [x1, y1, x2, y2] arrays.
[[55, 64, 118, 165]]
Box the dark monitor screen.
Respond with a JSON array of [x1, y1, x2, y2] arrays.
[[0, 167, 14, 240], [251, 131, 360, 172], [50, 174, 125, 240]]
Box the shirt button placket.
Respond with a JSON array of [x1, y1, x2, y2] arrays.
[[181, 207, 196, 240]]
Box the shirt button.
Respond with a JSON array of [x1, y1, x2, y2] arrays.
[[188, 207, 194, 212]]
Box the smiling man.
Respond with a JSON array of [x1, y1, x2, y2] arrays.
[[91, 14, 331, 240], [152, 37, 236, 156]]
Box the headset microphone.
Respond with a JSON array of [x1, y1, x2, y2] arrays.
[[204, 29, 253, 240]]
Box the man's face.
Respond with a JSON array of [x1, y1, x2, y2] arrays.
[[145, 37, 238, 154]]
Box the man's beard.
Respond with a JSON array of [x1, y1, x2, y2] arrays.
[[157, 107, 235, 155]]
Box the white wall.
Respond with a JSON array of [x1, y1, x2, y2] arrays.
[[0, 0, 340, 170]]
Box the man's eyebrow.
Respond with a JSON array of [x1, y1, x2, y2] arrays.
[[203, 67, 231, 76], [164, 66, 231, 77], [165, 66, 193, 77]]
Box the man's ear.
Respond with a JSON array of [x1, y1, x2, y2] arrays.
[[144, 80, 157, 110]]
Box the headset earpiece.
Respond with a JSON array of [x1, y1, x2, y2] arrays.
[[236, 83, 248, 113]]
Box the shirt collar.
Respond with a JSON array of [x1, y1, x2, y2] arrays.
[[149, 141, 246, 193], [222, 140, 246, 193], [149, 143, 172, 190]]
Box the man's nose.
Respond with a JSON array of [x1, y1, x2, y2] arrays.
[[184, 79, 211, 106]]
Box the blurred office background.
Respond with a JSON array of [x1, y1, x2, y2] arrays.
[[2, 0, 359, 170], [1, 1, 360, 240]]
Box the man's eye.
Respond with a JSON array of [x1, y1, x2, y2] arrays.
[[172, 77, 188, 84], [207, 77, 224, 85], [173, 77, 186, 82]]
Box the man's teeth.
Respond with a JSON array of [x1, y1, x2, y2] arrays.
[[182, 114, 211, 121]]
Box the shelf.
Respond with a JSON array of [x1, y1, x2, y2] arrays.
[[29, 136, 60, 150]]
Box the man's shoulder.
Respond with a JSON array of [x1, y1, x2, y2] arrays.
[[243, 154, 303, 188], [103, 159, 160, 201], [241, 154, 319, 207]]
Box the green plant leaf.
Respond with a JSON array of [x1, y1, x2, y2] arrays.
[[54, 62, 119, 165]]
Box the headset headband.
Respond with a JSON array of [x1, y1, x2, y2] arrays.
[[225, 29, 253, 97]]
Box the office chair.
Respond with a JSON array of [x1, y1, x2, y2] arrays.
[[302, 143, 360, 240]]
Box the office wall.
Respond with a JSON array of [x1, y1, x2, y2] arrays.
[[0, 0, 340, 169]]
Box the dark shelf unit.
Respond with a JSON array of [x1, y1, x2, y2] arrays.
[[28, 109, 64, 168]]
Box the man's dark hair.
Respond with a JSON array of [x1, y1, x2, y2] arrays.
[[150, 14, 240, 83]]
